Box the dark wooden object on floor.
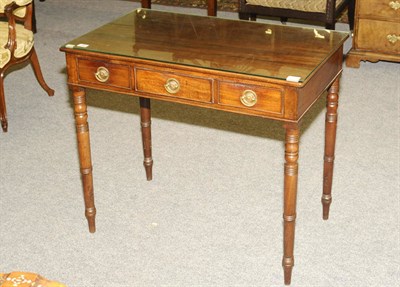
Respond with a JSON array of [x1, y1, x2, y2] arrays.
[[141, 0, 217, 16], [61, 9, 348, 285], [0, 0, 54, 132], [238, 0, 355, 30], [346, 0, 400, 67]]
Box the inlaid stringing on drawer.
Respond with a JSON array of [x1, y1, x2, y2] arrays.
[[218, 80, 284, 116], [135, 67, 213, 103]]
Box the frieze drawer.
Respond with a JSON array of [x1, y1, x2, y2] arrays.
[[218, 81, 284, 116], [135, 67, 213, 103], [77, 58, 132, 89]]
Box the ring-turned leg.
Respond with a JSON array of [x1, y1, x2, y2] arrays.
[[72, 87, 96, 233], [322, 78, 340, 220], [139, 97, 153, 181], [282, 123, 300, 285]]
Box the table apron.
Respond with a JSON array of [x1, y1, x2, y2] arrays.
[[65, 51, 342, 122]]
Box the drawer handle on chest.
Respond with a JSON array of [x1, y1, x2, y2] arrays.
[[240, 90, 258, 107], [389, 1, 400, 10], [164, 78, 180, 94], [387, 34, 400, 44], [94, 67, 110, 82]]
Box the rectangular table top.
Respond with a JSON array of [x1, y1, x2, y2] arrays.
[[62, 9, 348, 84]]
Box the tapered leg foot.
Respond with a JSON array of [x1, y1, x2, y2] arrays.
[[322, 77, 340, 220], [1, 119, 7, 132], [282, 123, 300, 285], [283, 257, 294, 285], [85, 207, 96, 233], [139, 97, 153, 181]]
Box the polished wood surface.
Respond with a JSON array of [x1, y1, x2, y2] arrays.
[[282, 123, 300, 285], [63, 9, 347, 82], [322, 77, 340, 219], [61, 9, 348, 285], [346, 0, 400, 67]]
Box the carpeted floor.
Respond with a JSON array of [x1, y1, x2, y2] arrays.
[[0, 1, 398, 287]]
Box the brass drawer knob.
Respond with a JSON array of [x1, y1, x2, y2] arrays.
[[94, 67, 110, 82], [389, 1, 400, 10], [240, 90, 257, 107], [387, 34, 400, 44], [164, 78, 180, 94]]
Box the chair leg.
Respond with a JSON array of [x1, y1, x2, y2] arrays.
[[347, 0, 355, 30], [29, 47, 54, 97], [239, 12, 250, 20], [0, 77, 8, 132], [141, 0, 151, 9], [32, 0, 37, 33], [325, 22, 335, 30], [280, 17, 288, 24]]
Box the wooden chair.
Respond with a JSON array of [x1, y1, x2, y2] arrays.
[[238, 0, 355, 30], [0, 0, 54, 132]]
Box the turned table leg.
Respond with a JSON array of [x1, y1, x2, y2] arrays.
[[322, 78, 340, 220], [72, 87, 96, 233], [139, 97, 153, 181], [282, 123, 300, 285]]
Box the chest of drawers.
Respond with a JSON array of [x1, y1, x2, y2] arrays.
[[346, 0, 400, 67]]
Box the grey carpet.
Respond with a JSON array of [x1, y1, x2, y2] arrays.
[[0, 1, 399, 286]]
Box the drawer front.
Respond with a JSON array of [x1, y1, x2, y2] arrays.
[[356, 19, 400, 53], [77, 59, 132, 89], [135, 68, 213, 103], [358, 0, 400, 19], [218, 81, 284, 116]]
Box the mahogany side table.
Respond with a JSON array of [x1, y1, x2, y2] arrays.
[[61, 9, 348, 285]]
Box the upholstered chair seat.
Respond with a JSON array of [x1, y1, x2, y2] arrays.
[[239, 0, 354, 30], [0, 0, 54, 132], [244, 0, 346, 13], [0, 22, 34, 68]]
